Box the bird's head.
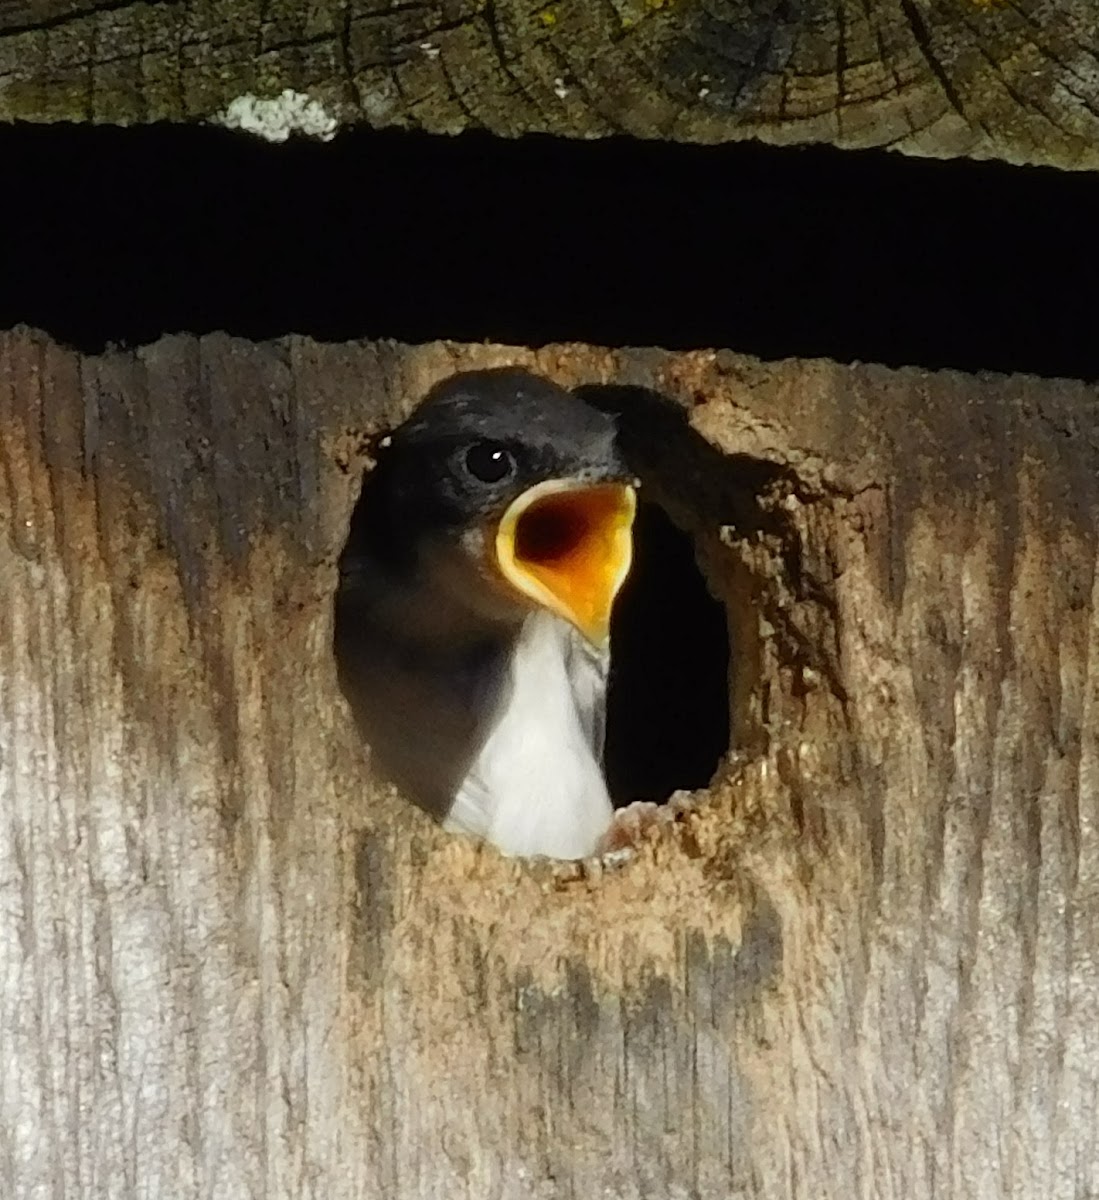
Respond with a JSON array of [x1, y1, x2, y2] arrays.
[[356, 369, 636, 646]]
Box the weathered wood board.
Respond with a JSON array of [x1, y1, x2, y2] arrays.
[[1, 1, 1097, 169], [1, 328, 1097, 1197]]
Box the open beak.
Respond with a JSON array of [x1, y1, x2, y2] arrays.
[[495, 479, 636, 645]]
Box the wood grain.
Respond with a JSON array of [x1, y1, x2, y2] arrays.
[[0, 1, 1097, 168], [1, 329, 1098, 1196]]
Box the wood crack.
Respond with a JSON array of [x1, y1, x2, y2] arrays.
[[481, 0, 545, 117], [339, 3, 365, 116], [897, 0, 969, 120], [0, 0, 174, 37]]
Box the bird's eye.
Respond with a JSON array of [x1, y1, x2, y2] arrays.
[[463, 441, 515, 484]]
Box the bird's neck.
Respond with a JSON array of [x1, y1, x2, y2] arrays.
[[335, 554, 517, 821], [390, 581, 515, 659], [340, 546, 524, 672]]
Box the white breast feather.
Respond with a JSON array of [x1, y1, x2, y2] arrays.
[[443, 611, 613, 859]]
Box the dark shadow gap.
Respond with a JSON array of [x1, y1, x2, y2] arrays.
[[605, 501, 731, 805], [0, 123, 1096, 380]]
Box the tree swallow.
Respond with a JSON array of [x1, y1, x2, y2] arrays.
[[335, 368, 636, 859]]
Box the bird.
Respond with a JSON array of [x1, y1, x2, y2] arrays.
[[334, 367, 636, 860]]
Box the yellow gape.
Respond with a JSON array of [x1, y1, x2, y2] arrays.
[[495, 479, 636, 645]]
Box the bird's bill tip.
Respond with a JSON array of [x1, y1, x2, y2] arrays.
[[496, 479, 636, 644]]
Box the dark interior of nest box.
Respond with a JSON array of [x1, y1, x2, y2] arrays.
[[580, 383, 801, 807], [2, 121, 1096, 809], [605, 501, 730, 805]]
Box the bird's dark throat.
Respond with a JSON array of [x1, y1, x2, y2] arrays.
[[513, 501, 588, 568], [510, 485, 631, 575]]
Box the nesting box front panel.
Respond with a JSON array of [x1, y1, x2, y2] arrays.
[[1, 330, 1097, 1198]]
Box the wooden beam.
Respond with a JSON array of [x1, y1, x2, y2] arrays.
[[0, 1, 1096, 169], [2, 327, 1097, 1196]]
